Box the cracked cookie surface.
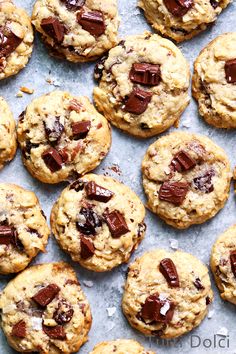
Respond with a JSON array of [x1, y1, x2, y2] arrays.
[[122, 249, 213, 338], [89, 339, 155, 354], [142, 131, 231, 229], [32, 0, 119, 62], [51, 174, 146, 272], [193, 33, 236, 129], [0, 262, 92, 353], [17, 91, 111, 184], [93, 32, 190, 138]]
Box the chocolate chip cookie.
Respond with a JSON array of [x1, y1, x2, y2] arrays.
[[32, 0, 119, 62], [93, 32, 190, 138], [0, 262, 92, 353], [50, 174, 146, 272], [90, 339, 155, 354], [0, 183, 50, 275], [138, 0, 230, 43], [0, 97, 17, 170], [142, 131, 231, 229], [122, 249, 213, 338], [0, 0, 34, 80], [193, 33, 236, 128], [17, 91, 111, 184], [211, 225, 236, 305]]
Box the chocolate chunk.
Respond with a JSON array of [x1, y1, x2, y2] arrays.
[[0, 27, 22, 59], [104, 211, 129, 238], [85, 181, 114, 203], [159, 181, 189, 205], [170, 150, 196, 172], [53, 300, 74, 324], [11, 230, 24, 252], [124, 88, 153, 115], [140, 295, 174, 323], [61, 0, 85, 11], [44, 117, 64, 143], [32, 284, 60, 307], [42, 147, 63, 172], [193, 169, 215, 194], [0, 225, 14, 245], [68, 99, 84, 113], [72, 121, 91, 139], [41, 17, 65, 43], [43, 324, 66, 340], [230, 251, 236, 278], [22, 141, 39, 159], [210, 0, 219, 8], [225, 59, 236, 84], [206, 296, 211, 305], [94, 55, 107, 81], [69, 179, 84, 192], [163, 0, 193, 17], [11, 320, 26, 338], [76, 207, 102, 235], [159, 258, 179, 287], [129, 63, 161, 86], [193, 277, 205, 290], [80, 235, 95, 259], [77, 10, 105, 37]]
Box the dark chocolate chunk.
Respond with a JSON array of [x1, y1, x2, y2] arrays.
[[230, 251, 236, 278], [11, 230, 24, 252], [104, 210, 129, 238], [61, 0, 85, 10], [206, 296, 211, 305], [225, 59, 236, 84], [68, 99, 84, 113], [85, 181, 114, 203], [0, 27, 23, 59], [159, 258, 180, 288], [193, 277, 205, 290], [129, 63, 161, 86], [193, 169, 215, 194], [11, 320, 26, 338], [80, 235, 95, 259], [19, 110, 26, 122], [124, 88, 153, 115], [76, 207, 102, 235], [170, 150, 196, 172], [210, 0, 219, 8], [32, 284, 60, 307], [163, 0, 193, 17], [42, 147, 63, 172], [43, 324, 66, 340], [140, 295, 175, 323], [43, 117, 64, 143], [53, 300, 74, 324], [77, 10, 105, 37], [72, 121, 91, 139], [41, 17, 65, 43], [94, 55, 107, 81], [0, 225, 14, 245], [69, 179, 84, 192], [22, 141, 39, 159], [159, 181, 189, 205]]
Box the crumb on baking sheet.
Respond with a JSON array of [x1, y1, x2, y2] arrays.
[[20, 86, 34, 94]]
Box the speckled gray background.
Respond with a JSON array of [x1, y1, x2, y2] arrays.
[[0, 1, 236, 353]]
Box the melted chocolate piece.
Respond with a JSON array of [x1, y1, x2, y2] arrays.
[[0, 225, 14, 245], [11, 320, 26, 338], [206, 296, 211, 305], [69, 179, 84, 192], [22, 141, 39, 159], [76, 207, 102, 235], [53, 300, 74, 324], [129, 63, 161, 86], [193, 278, 205, 290], [193, 169, 215, 194], [159, 181, 189, 205], [170, 150, 196, 172], [77, 10, 105, 37], [85, 181, 114, 202], [32, 284, 60, 307], [94, 55, 107, 81], [163, 0, 193, 17], [230, 251, 236, 278], [104, 210, 129, 238], [42, 147, 63, 172], [43, 324, 66, 340], [124, 88, 153, 115], [0, 27, 23, 59], [44, 117, 64, 143], [210, 0, 219, 8], [61, 0, 85, 10], [72, 121, 91, 139], [80, 235, 95, 259], [159, 258, 179, 287], [140, 295, 175, 323], [41, 17, 65, 43], [225, 59, 236, 84]]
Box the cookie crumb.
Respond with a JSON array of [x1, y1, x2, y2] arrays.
[[20, 86, 34, 94]]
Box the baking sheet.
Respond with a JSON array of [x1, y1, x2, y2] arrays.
[[1, 1, 236, 353]]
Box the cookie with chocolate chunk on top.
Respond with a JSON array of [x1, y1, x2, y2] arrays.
[[142, 131, 231, 228], [50, 174, 146, 272]]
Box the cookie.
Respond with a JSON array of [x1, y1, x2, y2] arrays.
[[0, 0, 34, 80], [122, 249, 213, 338], [17, 91, 111, 184], [0, 97, 17, 170], [142, 131, 231, 229], [138, 0, 230, 43], [50, 174, 146, 272], [90, 339, 155, 354], [32, 0, 119, 63], [0, 183, 50, 275], [193, 33, 236, 129], [211, 225, 236, 305], [0, 262, 92, 353], [93, 32, 190, 138]]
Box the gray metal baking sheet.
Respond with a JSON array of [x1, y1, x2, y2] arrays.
[[1, 0, 236, 353]]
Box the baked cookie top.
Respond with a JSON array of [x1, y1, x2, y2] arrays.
[[93, 32, 190, 138], [122, 249, 213, 338], [193, 33, 236, 129], [17, 91, 111, 184], [90, 339, 155, 354], [138, 0, 230, 43], [32, 0, 119, 62], [51, 174, 146, 272], [0, 96, 17, 170], [0, 183, 50, 275], [0, 262, 92, 353], [211, 225, 236, 305], [0, 0, 34, 80], [142, 131, 231, 229]]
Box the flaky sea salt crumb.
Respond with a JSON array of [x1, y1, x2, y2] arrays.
[[217, 327, 228, 336], [169, 238, 179, 250], [83, 280, 94, 288], [207, 310, 215, 319], [106, 307, 116, 317]]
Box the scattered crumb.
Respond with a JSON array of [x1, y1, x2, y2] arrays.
[[169, 238, 179, 250], [103, 164, 122, 177], [16, 91, 23, 98], [83, 280, 94, 288], [207, 309, 215, 319], [217, 327, 228, 336], [106, 307, 116, 317], [46, 77, 61, 87], [20, 86, 34, 94], [106, 322, 115, 332]]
